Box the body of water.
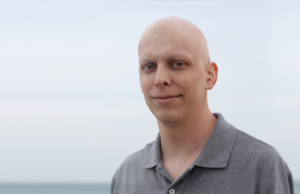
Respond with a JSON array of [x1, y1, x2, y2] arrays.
[[0, 184, 110, 194], [0, 182, 299, 194]]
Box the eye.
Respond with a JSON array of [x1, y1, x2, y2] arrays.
[[173, 62, 184, 67], [144, 64, 156, 70]]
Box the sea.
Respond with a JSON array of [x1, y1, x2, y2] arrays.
[[0, 182, 299, 194]]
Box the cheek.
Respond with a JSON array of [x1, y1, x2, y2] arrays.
[[183, 74, 206, 97], [140, 76, 152, 94]]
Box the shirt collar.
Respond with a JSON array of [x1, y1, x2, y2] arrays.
[[140, 113, 236, 169], [140, 132, 162, 168], [193, 113, 236, 168]]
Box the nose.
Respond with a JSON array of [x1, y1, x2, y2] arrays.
[[154, 65, 171, 87]]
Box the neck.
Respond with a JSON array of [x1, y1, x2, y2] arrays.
[[159, 108, 216, 156], [158, 100, 217, 180]]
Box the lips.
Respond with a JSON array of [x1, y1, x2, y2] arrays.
[[153, 95, 181, 104]]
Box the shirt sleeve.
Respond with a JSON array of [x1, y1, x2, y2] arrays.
[[265, 157, 294, 194], [110, 167, 121, 194], [110, 177, 115, 194], [110, 170, 117, 194]]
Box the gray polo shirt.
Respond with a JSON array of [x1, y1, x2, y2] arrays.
[[111, 113, 294, 194]]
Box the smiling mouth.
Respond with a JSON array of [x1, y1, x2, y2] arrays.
[[154, 95, 181, 99], [153, 95, 182, 104]]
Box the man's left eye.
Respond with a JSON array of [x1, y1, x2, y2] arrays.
[[174, 62, 184, 67]]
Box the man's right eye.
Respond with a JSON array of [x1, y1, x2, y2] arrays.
[[144, 65, 156, 70]]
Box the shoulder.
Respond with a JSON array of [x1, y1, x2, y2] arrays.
[[230, 129, 293, 193], [110, 141, 156, 194], [119, 140, 154, 169], [234, 129, 279, 158], [231, 129, 284, 167], [111, 140, 154, 180]]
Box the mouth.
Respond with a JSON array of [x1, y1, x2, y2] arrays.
[[153, 95, 182, 104]]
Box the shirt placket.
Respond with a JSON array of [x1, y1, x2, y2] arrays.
[[156, 162, 194, 194]]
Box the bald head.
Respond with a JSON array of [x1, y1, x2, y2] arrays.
[[138, 17, 218, 125], [138, 17, 211, 66]]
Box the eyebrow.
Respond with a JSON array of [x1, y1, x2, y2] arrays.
[[165, 51, 194, 65], [138, 51, 194, 66], [139, 58, 155, 67]]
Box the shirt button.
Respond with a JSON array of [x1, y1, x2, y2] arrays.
[[169, 189, 175, 194]]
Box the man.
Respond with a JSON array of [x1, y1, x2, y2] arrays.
[[110, 17, 294, 194]]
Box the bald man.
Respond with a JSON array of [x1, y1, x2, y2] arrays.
[[110, 17, 294, 194]]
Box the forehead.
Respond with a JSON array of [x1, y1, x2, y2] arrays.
[[138, 29, 201, 64]]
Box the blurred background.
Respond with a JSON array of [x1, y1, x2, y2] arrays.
[[0, 0, 299, 193]]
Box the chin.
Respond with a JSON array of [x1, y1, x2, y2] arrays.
[[155, 111, 182, 124]]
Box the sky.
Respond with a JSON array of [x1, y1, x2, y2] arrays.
[[0, 0, 300, 183]]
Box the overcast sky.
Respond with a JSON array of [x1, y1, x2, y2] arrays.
[[0, 0, 300, 183]]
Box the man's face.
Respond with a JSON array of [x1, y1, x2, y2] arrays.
[[138, 25, 210, 124]]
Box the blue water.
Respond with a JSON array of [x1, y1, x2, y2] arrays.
[[0, 182, 299, 194], [296, 182, 300, 194], [0, 184, 110, 194]]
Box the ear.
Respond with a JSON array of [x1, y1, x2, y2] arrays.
[[205, 62, 218, 90]]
